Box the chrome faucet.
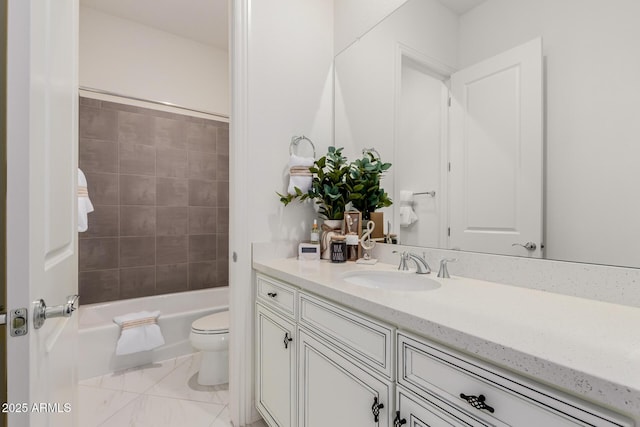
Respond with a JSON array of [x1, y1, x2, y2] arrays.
[[393, 251, 431, 274], [437, 258, 457, 278]]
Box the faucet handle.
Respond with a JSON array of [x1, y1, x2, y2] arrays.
[[437, 258, 457, 278], [393, 251, 410, 271]]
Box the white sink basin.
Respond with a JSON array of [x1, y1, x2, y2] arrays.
[[340, 270, 441, 292]]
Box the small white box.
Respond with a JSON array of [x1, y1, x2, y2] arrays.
[[298, 243, 321, 260]]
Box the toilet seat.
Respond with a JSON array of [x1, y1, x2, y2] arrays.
[[191, 310, 229, 335]]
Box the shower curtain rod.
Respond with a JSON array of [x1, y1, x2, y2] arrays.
[[78, 86, 229, 120]]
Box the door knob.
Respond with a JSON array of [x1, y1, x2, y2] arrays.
[[512, 242, 537, 251], [33, 294, 79, 329]]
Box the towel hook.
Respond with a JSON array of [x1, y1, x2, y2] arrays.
[[289, 135, 316, 158], [362, 147, 381, 159]]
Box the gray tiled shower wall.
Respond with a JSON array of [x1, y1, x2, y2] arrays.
[[78, 97, 229, 304]]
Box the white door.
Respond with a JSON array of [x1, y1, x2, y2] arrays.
[[6, 1, 79, 426], [298, 330, 391, 427], [449, 38, 543, 257]]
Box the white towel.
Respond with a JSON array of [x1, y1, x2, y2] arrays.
[[287, 154, 314, 195], [113, 311, 165, 355], [78, 168, 94, 232], [399, 190, 418, 227], [399, 190, 414, 204], [399, 206, 418, 227]]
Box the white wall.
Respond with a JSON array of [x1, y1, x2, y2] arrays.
[[398, 60, 446, 246], [334, 0, 458, 232], [79, 6, 229, 116], [229, 0, 334, 424], [247, 1, 334, 243], [459, 0, 640, 267], [334, 0, 409, 54]]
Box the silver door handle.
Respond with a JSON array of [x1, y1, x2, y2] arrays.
[[33, 294, 79, 329], [512, 242, 537, 251]]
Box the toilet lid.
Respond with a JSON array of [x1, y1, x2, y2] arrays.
[[192, 311, 229, 333]]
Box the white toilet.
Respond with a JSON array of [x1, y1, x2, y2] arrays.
[[189, 310, 229, 386]]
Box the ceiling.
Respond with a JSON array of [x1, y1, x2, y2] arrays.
[[440, 0, 487, 14], [78, 0, 484, 52], [80, 0, 229, 50]]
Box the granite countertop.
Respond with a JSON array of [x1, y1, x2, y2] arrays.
[[253, 257, 640, 419]]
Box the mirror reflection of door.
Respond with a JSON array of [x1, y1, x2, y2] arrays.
[[397, 38, 543, 257], [449, 37, 543, 257]]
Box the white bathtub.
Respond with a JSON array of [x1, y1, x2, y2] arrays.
[[78, 287, 228, 380]]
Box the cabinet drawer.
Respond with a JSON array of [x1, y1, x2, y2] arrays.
[[397, 332, 631, 427], [257, 274, 297, 318], [299, 292, 394, 379], [396, 385, 492, 427]]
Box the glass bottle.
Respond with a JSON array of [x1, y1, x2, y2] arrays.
[[310, 219, 320, 244]]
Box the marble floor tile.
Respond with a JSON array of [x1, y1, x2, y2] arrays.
[[80, 355, 188, 394], [78, 353, 248, 427], [77, 385, 140, 427], [100, 394, 225, 427], [210, 405, 230, 427], [145, 353, 228, 405]]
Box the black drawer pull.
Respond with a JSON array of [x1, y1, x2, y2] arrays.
[[267, 292, 277, 298], [371, 397, 384, 422], [460, 393, 495, 413], [394, 411, 407, 426], [283, 332, 293, 349]]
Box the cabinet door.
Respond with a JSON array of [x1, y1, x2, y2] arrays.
[[256, 303, 297, 427], [298, 329, 392, 427]]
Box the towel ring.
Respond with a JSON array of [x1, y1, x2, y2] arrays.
[[362, 147, 381, 159], [289, 135, 316, 158]]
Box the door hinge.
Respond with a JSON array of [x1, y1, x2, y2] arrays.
[[448, 227, 451, 237], [448, 162, 451, 172], [448, 96, 452, 107]]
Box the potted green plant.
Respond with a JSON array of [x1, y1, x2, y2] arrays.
[[278, 146, 350, 220], [346, 152, 392, 220]]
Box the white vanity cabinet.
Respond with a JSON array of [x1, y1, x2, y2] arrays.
[[297, 292, 395, 427], [298, 329, 392, 426], [396, 332, 632, 427], [255, 275, 298, 427], [254, 271, 633, 427]]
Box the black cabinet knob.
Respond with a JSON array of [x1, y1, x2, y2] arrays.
[[460, 393, 495, 413], [283, 332, 293, 349], [394, 411, 407, 426], [371, 397, 384, 422]]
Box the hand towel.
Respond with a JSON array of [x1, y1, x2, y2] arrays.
[[399, 190, 418, 227], [287, 154, 314, 195], [113, 311, 165, 355], [399, 190, 414, 204], [78, 168, 94, 232], [399, 206, 418, 227]]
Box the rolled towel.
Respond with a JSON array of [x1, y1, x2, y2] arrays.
[[287, 154, 314, 195], [399, 206, 418, 227], [399, 190, 414, 205], [113, 311, 165, 355], [78, 168, 94, 232]]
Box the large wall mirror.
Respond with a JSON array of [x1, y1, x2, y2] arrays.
[[335, 0, 640, 269]]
